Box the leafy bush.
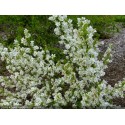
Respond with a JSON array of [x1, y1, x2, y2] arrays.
[[0, 16, 125, 108], [68, 16, 117, 38], [0, 16, 122, 45], [0, 16, 64, 61], [0, 15, 124, 63]]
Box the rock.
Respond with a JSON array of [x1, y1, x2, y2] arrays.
[[100, 27, 125, 107], [100, 28, 125, 85]]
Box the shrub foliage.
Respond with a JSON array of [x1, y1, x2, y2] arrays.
[[0, 15, 125, 108]]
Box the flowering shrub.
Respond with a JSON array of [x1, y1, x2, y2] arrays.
[[0, 15, 125, 108]]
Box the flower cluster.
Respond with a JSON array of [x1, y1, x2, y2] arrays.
[[0, 16, 125, 108]]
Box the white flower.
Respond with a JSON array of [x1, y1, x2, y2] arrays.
[[58, 15, 67, 21], [55, 22, 60, 26], [46, 98, 52, 104], [65, 44, 70, 49], [25, 48, 30, 53], [62, 22, 68, 29], [24, 29, 31, 38], [3, 48, 8, 52], [21, 37, 27, 45], [1, 15, 124, 109], [20, 70, 24, 75], [14, 39, 19, 45], [101, 41, 104, 45], [30, 41, 34, 46], [33, 46, 39, 50], [60, 35, 65, 40], [54, 28, 60, 35]]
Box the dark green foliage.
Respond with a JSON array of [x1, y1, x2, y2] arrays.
[[0, 16, 64, 61], [69, 15, 120, 39], [0, 15, 125, 61]]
